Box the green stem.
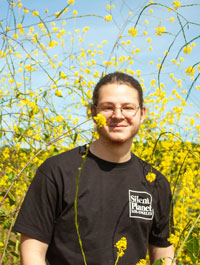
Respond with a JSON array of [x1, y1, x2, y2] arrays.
[[74, 150, 89, 265], [114, 254, 120, 265], [171, 213, 200, 265]]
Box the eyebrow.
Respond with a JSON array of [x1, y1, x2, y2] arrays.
[[98, 102, 138, 106]]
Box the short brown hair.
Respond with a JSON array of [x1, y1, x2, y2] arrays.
[[92, 72, 144, 108]]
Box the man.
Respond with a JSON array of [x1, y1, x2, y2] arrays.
[[14, 72, 175, 265]]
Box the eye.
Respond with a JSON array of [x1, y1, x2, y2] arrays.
[[102, 105, 114, 111], [123, 105, 136, 111]]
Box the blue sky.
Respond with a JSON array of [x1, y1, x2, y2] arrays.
[[0, 0, 200, 141]]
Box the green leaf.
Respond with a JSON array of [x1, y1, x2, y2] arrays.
[[73, 132, 78, 144], [186, 234, 199, 263], [152, 259, 163, 265], [7, 192, 16, 206], [18, 127, 24, 134], [43, 90, 47, 98], [8, 172, 15, 181]]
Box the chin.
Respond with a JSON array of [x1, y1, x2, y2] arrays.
[[98, 127, 139, 144], [104, 134, 134, 144]]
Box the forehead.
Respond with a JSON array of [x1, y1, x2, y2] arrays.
[[98, 83, 140, 104]]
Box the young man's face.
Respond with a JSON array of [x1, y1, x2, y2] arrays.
[[94, 83, 146, 144]]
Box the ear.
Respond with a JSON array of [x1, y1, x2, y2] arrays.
[[140, 106, 147, 123]]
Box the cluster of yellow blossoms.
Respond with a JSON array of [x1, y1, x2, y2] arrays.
[[114, 237, 127, 264], [0, 0, 199, 264]]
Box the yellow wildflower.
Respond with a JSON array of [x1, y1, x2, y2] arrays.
[[150, 79, 156, 86], [13, 33, 18, 39], [68, 0, 75, 4], [93, 114, 106, 128], [32, 10, 39, 16], [146, 172, 156, 182], [114, 237, 127, 265], [60, 72, 67, 79], [38, 22, 44, 28], [23, 8, 29, 13], [93, 131, 99, 139], [55, 90, 62, 97], [185, 66, 195, 76], [136, 259, 147, 265], [104, 15, 112, 22], [128, 27, 138, 37], [73, 10, 78, 15], [173, 1, 181, 10], [83, 26, 89, 32], [106, 4, 114, 9], [183, 45, 192, 54], [155, 26, 165, 36]]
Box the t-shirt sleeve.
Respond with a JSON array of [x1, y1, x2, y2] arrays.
[[149, 175, 174, 247], [13, 160, 60, 244]]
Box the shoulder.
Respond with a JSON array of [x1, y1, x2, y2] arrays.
[[36, 145, 86, 181], [40, 145, 84, 168]]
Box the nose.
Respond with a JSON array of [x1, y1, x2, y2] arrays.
[[112, 107, 124, 119]]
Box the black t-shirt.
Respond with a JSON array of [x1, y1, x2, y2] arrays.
[[13, 145, 173, 265]]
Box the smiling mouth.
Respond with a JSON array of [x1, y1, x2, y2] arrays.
[[109, 124, 128, 129], [109, 124, 127, 127]]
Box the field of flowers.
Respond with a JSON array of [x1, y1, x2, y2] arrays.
[[0, 0, 199, 264]]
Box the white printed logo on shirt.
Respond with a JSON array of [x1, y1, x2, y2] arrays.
[[129, 190, 154, 220]]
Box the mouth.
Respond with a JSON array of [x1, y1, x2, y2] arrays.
[[108, 124, 128, 130], [109, 124, 127, 127]]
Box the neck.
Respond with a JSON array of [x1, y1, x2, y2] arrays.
[[89, 138, 132, 163]]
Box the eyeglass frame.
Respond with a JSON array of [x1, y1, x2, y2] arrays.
[[94, 103, 141, 118]]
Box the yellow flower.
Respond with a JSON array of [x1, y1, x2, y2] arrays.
[[93, 131, 99, 139], [13, 33, 18, 39], [183, 45, 192, 54], [32, 10, 39, 16], [150, 79, 156, 86], [104, 15, 112, 22], [55, 90, 62, 97], [38, 22, 44, 28], [173, 1, 181, 10], [146, 172, 156, 182], [23, 8, 29, 13], [155, 26, 165, 36], [128, 27, 138, 37], [83, 26, 89, 32], [73, 10, 78, 15], [93, 114, 107, 127], [185, 66, 195, 76], [136, 259, 147, 265], [106, 5, 111, 9], [115, 237, 127, 264], [60, 72, 67, 79], [68, 0, 75, 4]]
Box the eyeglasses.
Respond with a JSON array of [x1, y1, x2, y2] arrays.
[[96, 104, 140, 118]]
